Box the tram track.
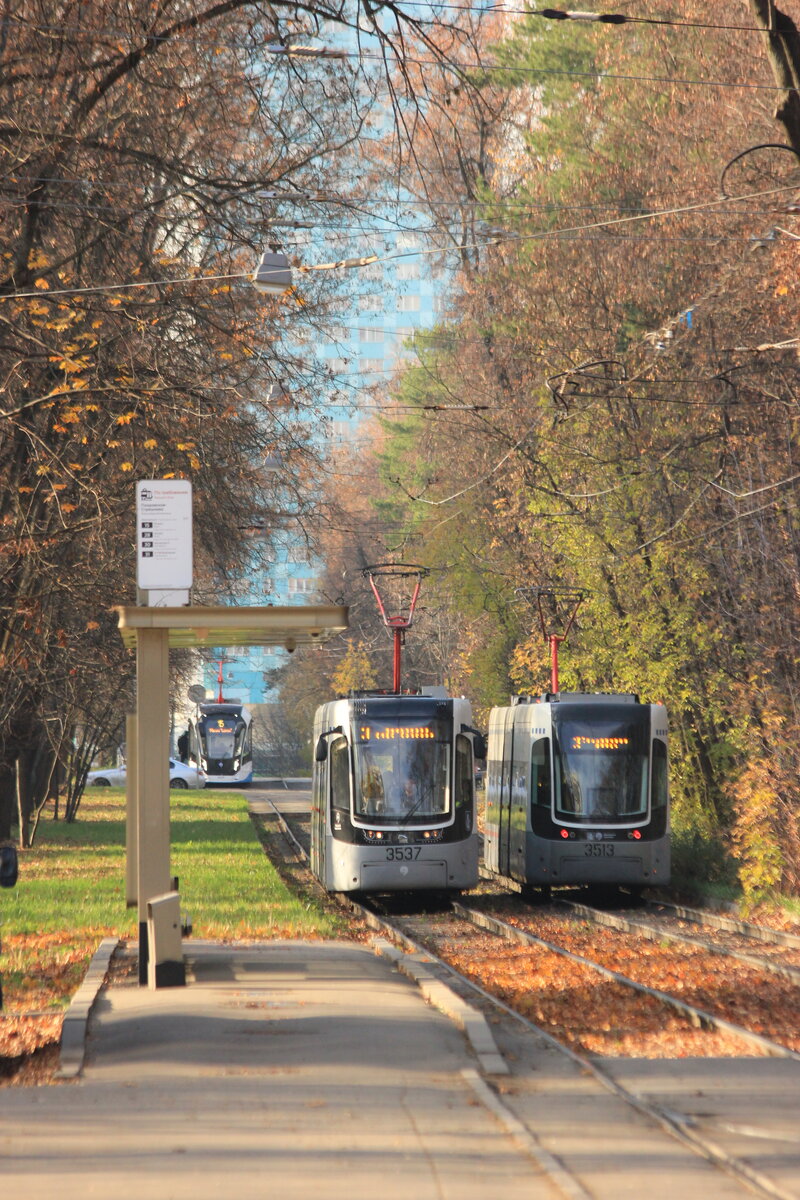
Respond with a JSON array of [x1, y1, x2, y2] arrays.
[[553, 894, 800, 987], [250, 787, 800, 1200], [362, 903, 800, 1200], [453, 897, 800, 1061], [465, 886, 800, 1057]]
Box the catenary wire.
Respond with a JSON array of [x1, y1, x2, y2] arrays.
[[0, 17, 792, 94], [2, 180, 796, 303]]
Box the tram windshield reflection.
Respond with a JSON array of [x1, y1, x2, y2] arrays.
[[353, 718, 451, 823], [552, 706, 650, 822]]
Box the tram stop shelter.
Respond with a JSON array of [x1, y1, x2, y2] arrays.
[[113, 603, 348, 988]]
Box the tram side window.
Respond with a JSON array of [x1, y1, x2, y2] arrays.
[[330, 737, 351, 813], [651, 740, 668, 809], [531, 738, 551, 809], [455, 735, 473, 808]]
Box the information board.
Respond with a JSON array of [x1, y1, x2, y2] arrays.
[[136, 479, 193, 591]]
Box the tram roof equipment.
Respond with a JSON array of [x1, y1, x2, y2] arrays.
[[362, 562, 429, 694]]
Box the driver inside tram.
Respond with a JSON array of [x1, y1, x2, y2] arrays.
[[360, 754, 385, 815]]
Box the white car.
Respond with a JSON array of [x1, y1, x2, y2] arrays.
[[86, 757, 205, 789]]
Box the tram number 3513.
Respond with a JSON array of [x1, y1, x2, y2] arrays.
[[385, 846, 422, 861], [584, 843, 615, 857]]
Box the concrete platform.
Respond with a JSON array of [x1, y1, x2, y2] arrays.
[[1, 938, 796, 1200], [0, 941, 561, 1200]]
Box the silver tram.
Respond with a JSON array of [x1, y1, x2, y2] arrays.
[[311, 690, 482, 893], [484, 692, 670, 890], [189, 702, 253, 786]]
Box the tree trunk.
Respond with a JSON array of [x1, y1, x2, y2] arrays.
[[0, 764, 16, 842], [749, 0, 800, 154], [16, 754, 31, 850]]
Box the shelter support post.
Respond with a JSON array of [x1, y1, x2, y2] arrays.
[[125, 713, 138, 909], [136, 626, 182, 987], [114, 603, 349, 989]]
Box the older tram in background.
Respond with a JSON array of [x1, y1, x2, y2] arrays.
[[484, 692, 670, 891]]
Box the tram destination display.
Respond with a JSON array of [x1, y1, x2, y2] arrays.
[[357, 724, 436, 742]]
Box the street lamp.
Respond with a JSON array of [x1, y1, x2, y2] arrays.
[[265, 42, 347, 58], [251, 250, 293, 295]]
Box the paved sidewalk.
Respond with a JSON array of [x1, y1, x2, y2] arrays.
[[0, 940, 560, 1200]]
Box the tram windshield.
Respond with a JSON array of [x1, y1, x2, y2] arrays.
[[353, 717, 451, 824], [552, 705, 650, 823], [198, 716, 245, 760]]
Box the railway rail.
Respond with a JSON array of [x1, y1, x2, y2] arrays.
[[554, 894, 800, 986], [456, 896, 800, 1060], [250, 785, 800, 1200]]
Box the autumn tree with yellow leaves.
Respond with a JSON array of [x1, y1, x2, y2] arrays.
[[0, 0, 488, 841], [350, 0, 800, 901]]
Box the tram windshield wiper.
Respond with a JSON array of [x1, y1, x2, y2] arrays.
[[400, 786, 434, 824]]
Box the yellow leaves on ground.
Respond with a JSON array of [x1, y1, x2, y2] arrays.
[[0, 1013, 63, 1063], [1, 932, 107, 1029], [456, 901, 800, 1056]]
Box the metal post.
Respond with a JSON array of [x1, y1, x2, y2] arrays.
[[393, 628, 402, 693], [135, 626, 174, 985], [125, 713, 138, 908], [550, 635, 561, 694]]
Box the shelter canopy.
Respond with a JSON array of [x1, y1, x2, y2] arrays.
[[113, 604, 348, 650]]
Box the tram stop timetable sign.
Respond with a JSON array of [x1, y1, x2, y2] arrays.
[[136, 479, 193, 594]]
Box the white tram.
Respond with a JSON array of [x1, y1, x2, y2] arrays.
[[189, 702, 253, 786], [311, 690, 482, 894], [484, 692, 670, 891]]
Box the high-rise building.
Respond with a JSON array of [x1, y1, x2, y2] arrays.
[[198, 218, 444, 705]]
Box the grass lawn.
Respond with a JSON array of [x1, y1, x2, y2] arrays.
[[1, 787, 344, 1020]]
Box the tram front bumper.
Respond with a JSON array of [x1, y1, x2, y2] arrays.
[[359, 859, 449, 892]]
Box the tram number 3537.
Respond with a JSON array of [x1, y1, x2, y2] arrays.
[[385, 846, 422, 861], [584, 843, 615, 856]]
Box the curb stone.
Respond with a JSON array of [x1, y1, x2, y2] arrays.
[[372, 937, 509, 1075], [55, 937, 120, 1080]]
